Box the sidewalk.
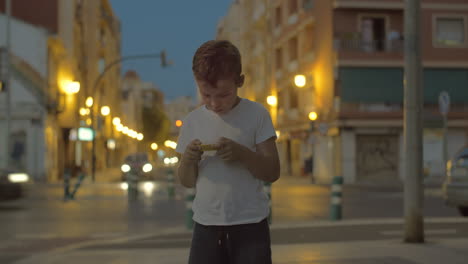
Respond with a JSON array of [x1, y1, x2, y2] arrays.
[[13, 219, 468, 264]]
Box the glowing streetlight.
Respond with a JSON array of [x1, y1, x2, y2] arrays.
[[267, 95, 278, 107], [79, 108, 88, 116], [294, 74, 306, 88], [151, 143, 158, 150], [63, 81, 80, 94], [112, 117, 121, 126], [309, 111, 318, 121], [137, 133, 144, 141], [175, 120, 183, 127], [85, 97, 94, 107], [101, 106, 110, 116]]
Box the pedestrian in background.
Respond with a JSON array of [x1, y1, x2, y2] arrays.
[[176, 40, 280, 264]]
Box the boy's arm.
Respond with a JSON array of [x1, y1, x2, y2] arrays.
[[176, 139, 202, 188], [241, 137, 280, 183], [177, 153, 198, 188]]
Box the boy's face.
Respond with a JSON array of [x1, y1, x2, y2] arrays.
[[197, 77, 242, 115]]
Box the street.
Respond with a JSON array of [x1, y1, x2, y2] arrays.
[[0, 174, 465, 263]]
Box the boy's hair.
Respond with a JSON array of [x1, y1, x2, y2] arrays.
[[192, 40, 242, 86]]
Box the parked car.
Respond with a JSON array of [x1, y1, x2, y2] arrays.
[[120, 152, 154, 182], [0, 169, 30, 201], [442, 146, 468, 217]]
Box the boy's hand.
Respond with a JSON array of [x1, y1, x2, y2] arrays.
[[216, 137, 246, 161], [183, 139, 203, 163]]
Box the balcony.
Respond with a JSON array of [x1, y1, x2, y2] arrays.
[[334, 38, 403, 53], [334, 0, 404, 10], [334, 36, 404, 65]]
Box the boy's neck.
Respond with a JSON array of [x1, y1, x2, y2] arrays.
[[231, 96, 241, 110]]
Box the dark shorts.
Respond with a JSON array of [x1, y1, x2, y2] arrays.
[[188, 218, 272, 264]]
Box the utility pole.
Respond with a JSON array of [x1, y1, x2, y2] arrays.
[[0, 0, 12, 170], [404, 0, 424, 243]]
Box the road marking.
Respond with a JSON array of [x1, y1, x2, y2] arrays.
[[15, 233, 59, 239], [145, 237, 191, 243], [381, 229, 457, 236], [269, 217, 468, 229], [90, 233, 125, 239]]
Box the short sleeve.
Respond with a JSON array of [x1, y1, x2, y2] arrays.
[[175, 117, 191, 154], [255, 106, 276, 144]]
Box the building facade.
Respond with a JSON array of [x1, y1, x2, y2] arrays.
[[218, 0, 468, 184], [0, 0, 122, 181]]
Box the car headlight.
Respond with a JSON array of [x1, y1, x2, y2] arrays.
[[8, 173, 29, 183], [142, 163, 153, 173], [121, 164, 131, 173]]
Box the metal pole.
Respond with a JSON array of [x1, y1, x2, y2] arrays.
[[90, 52, 166, 181], [404, 0, 424, 243], [1, 0, 12, 169], [442, 116, 448, 175], [91, 105, 96, 182]]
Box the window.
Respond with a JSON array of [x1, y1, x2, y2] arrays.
[[289, 37, 298, 61], [360, 16, 387, 51], [289, 87, 298, 109], [435, 17, 466, 47], [303, 0, 314, 10], [275, 48, 283, 70], [275, 6, 282, 27], [303, 24, 314, 53], [289, 0, 298, 16]]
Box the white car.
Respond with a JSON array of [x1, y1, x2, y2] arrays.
[[442, 147, 468, 217]]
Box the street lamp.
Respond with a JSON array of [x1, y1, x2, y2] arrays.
[[91, 50, 171, 182], [267, 95, 278, 107], [112, 117, 121, 126], [309, 111, 318, 121], [151, 143, 158, 150], [100, 106, 110, 116], [294, 74, 306, 88], [137, 133, 144, 141], [85, 97, 94, 107], [63, 81, 80, 94], [79, 108, 88, 116]]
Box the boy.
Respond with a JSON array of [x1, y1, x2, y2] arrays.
[[176, 40, 280, 264]]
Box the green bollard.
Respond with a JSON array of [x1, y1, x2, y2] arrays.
[[185, 188, 195, 230], [330, 176, 344, 221], [264, 181, 272, 225], [127, 171, 139, 202], [167, 168, 175, 199], [63, 170, 71, 201], [69, 173, 86, 199]]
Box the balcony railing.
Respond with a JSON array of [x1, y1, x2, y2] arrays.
[[334, 38, 403, 53]]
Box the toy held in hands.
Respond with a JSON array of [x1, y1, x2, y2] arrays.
[[200, 144, 219, 151]]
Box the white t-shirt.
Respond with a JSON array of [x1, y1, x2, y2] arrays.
[[175, 98, 276, 226]]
